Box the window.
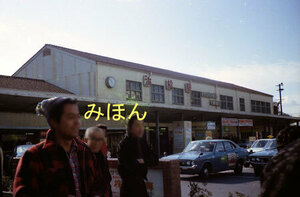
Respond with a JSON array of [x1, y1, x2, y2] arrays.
[[172, 88, 184, 105], [126, 80, 142, 100], [151, 84, 164, 103], [223, 141, 234, 151], [239, 98, 245, 111], [251, 100, 271, 114], [191, 91, 201, 106], [215, 142, 225, 152], [220, 95, 234, 110]]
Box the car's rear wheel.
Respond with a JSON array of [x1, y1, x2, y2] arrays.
[[234, 160, 243, 174], [200, 164, 210, 179]]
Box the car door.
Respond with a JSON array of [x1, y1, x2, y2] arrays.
[[214, 142, 228, 171], [223, 141, 238, 169]]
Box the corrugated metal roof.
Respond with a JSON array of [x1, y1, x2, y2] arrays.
[[0, 75, 73, 94]]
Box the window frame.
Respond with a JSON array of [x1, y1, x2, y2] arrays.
[[126, 80, 142, 101], [172, 88, 184, 105], [251, 100, 271, 114], [239, 98, 245, 111], [220, 95, 234, 110], [191, 90, 202, 107], [151, 84, 165, 103]]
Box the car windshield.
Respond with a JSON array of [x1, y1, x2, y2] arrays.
[[251, 140, 268, 148], [265, 140, 277, 149], [183, 141, 215, 152], [16, 145, 34, 156]]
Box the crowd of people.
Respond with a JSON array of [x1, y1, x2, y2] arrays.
[[13, 97, 158, 197]]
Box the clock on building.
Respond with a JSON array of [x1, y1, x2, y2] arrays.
[[105, 76, 116, 88]]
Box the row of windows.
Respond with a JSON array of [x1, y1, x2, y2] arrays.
[[251, 100, 271, 114], [125, 80, 271, 114], [126, 80, 203, 106]]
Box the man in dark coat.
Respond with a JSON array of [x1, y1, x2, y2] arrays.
[[117, 114, 158, 197], [260, 126, 300, 197], [13, 97, 104, 197], [84, 126, 112, 197]]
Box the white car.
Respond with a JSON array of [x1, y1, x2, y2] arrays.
[[247, 139, 275, 154]]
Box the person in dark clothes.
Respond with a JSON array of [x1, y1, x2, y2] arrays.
[[84, 126, 112, 197], [260, 126, 300, 197], [117, 114, 158, 197]]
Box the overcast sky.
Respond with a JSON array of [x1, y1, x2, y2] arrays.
[[0, 0, 299, 116]]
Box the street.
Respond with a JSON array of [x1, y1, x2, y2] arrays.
[[181, 167, 260, 197]]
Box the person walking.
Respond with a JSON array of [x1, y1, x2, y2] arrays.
[[13, 97, 104, 197], [117, 114, 158, 197], [84, 126, 112, 197]]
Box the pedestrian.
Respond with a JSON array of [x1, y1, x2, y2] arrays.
[[84, 126, 112, 197], [117, 114, 158, 197], [96, 124, 108, 157], [13, 97, 104, 197]]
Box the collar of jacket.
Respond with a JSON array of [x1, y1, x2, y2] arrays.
[[42, 129, 87, 151]]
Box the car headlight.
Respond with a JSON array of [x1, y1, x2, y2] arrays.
[[251, 157, 255, 161], [256, 158, 260, 161], [186, 161, 191, 166], [191, 161, 195, 165]]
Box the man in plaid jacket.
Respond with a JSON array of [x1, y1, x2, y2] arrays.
[[13, 97, 105, 197]]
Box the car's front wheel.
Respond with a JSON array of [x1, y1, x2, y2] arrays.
[[200, 164, 210, 179], [234, 161, 243, 174]]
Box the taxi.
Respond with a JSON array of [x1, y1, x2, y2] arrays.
[[161, 139, 248, 178]]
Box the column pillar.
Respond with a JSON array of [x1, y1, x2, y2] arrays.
[[155, 111, 160, 158]]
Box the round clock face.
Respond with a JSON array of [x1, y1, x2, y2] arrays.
[[106, 76, 116, 88]]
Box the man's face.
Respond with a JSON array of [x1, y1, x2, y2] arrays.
[[53, 104, 81, 140], [130, 119, 144, 138], [86, 129, 105, 153]]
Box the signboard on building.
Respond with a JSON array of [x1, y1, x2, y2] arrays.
[[238, 119, 253, 127], [184, 83, 191, 93], [207, 121, 216, 130], [222, 118, 239, 126], [165, 80, 173, 90], [143, 74, 152, 87], [200, 92, 217, 99], [110, 168, 164, 197], [209, 100, 220, 106], [173, 121, 192, 153]]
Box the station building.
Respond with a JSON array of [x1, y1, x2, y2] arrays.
[[1, 44, 299, 156]]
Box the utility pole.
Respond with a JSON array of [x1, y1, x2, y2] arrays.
[[276, 83, 284, 115]]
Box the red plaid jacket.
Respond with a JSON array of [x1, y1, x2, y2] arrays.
[[13, 129, 105, 197]]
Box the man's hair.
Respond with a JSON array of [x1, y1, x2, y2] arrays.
[[96, 124, 107, 131], [35, 97, 78, 127], [126, 114, 143, 131], [85, 126, 105, 139], [276, 126, 300, 151]]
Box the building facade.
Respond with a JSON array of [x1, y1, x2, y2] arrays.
[[1, 44, 298, 157]]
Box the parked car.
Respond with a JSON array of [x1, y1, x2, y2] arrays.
[[249, 139, 277, 176], [161, 139, 248, 178], [13, 144, 35, 158], [244, 139, 276, 167], [247, 139, 275, 154]]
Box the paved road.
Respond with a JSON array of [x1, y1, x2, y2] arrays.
[[180, 167, 260, 197]]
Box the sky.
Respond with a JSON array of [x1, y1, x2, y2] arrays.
[[0, 0, 299, 116]]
